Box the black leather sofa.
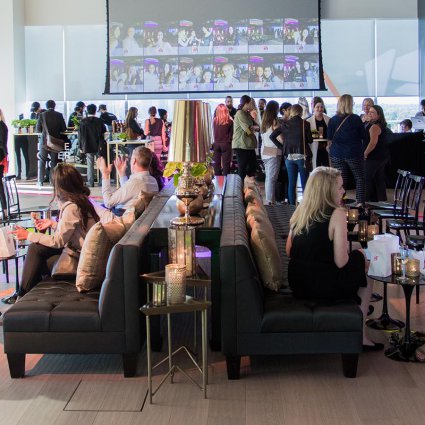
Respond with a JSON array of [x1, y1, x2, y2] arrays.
[[220, 175, 363, 379], [3, 196, 170, 378]]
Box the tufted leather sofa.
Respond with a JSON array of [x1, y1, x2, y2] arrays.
[[220, 175, 363, 379], [3, 195, 170, 378]]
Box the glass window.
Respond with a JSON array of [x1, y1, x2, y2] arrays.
[[377, 96, 419, 131]]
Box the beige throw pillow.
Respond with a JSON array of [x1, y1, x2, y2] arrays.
[[76, 218, 127, 292], [249, 220, 284, 292], [246, 203, 274, 234]]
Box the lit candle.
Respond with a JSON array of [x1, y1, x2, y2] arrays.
[[406, 258, 420, 277], [358, 220, 368, 242], [347, 209, 359, 223], [165, 264, 186, 304], [391, 253, 402, 275], [367, 224, 379, 240]]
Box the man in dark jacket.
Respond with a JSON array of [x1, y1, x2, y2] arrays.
[[78, 104, 106, 187], [98, 104, 117, 132], [36, 100, 67, 186]]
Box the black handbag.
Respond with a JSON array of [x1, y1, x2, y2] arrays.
[[302, 121, 313, 173], [46, 134, 65, 153]]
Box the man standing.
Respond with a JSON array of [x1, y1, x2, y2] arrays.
[[36, 100, 66, 186], [67, 101, 86, 128], [258, 98, 267, 119], [97, 146, 158, 215], [78, 104, 107, 187], [98, 104, 118, 132], [225, 96, 237, 119]]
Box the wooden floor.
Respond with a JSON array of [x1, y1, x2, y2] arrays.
[[0, 282, 425, 425]]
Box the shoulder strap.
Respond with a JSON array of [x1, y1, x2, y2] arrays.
[[302, 120, 306, 157], [334, 114, 350, 136]]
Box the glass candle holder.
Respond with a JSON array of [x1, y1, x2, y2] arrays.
[[406, 258, 420, 277], [347, 208, 359, 223], [152, 281, 167, 306], [168, 226, 195, 277], [358, 220, 368, 242], [165, 264, 186, 305], [367, 224, 379, 241], [391, 253, 402, 276]]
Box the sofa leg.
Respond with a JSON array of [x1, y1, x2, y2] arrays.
[[341, 353, 358, 378], [226, 356, 241, 380], [7, 353, 26, 378], [122, 353, 138, 378]]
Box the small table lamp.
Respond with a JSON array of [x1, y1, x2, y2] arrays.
[[168, 100, 212, 226]]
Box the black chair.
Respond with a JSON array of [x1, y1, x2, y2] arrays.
[[2, 175, 49, 224], [370, 171, 413, 233], [366, 169, 410, 211], [386, 175, 425, 243]]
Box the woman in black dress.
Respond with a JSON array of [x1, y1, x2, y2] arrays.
[[286, 166, 381, 350]]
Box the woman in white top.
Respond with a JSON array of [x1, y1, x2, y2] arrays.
[[306, 99, 330, 169], [260, 100, 282, 204], [13, 164, 100, 298]]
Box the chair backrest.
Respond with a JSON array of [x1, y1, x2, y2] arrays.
[[2, 175, 20, 219], [405, 174, 425, 221], [393, 169, 410, 208]]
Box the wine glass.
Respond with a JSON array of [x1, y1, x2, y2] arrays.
[[9, 223, 19, 254]]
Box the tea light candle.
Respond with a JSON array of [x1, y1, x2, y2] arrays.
[[358, 220, 368, 242], [391, 253, 402, 276], [165, 264, 186, 304], [367, 224, 379, 240], [347, 209, 359, 223], [406, 258, 420, 277]]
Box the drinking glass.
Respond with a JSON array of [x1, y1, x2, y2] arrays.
[[398, 245, 410, 283]]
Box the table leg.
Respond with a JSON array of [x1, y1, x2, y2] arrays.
[[366, 281, 405, 331], [146, 316, 153, 404], [202, 309, 208, 398], [167, 313, 173, 384]]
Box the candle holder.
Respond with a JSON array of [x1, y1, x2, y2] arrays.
[[165, 264, 186, 305], [367, 224, 379, 241], [391, 253, 402, 276], [358, 220, 368, 242], [347, 208, 359, 223], [406, 258, 420, 277], [168, 226, 196, 277], [152, 281, 167, 306]]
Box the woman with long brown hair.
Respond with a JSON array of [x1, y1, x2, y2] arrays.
[[12, 164, 100, 300], [144, 106, 167, 161], [212, 104, 233, 176], [125, 107, 145, 140]]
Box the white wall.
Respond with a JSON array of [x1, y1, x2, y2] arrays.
[[23, 0, 418, 25]]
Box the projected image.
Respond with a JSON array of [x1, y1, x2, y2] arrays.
[[248, 55, 284, 90], [144, 57, 179, 92], [248, 19, 283, 54], [283, 18, 319, 53], [177, 21, 214, 55], [178, 56, 214, 91], [119, 25, 143, 56], [213, 19, 248, 54], [143, 21, 178, 56], [110, 58, 144, 92], [214, 56, 248, 91], [284, 54, 319, 89]]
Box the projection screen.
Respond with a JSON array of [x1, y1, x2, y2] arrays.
[[105, 0, 324, 94]]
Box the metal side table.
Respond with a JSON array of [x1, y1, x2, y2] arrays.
[[140, 272, 211, 404]]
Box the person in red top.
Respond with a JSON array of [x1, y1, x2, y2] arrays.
[[212, 104, 233, 176]]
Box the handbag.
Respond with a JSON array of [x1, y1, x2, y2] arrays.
[[302, 121, 313, 172], [42, 114, 65, 152], [51, 245, 80, 280], [262, 146, 281, 157]]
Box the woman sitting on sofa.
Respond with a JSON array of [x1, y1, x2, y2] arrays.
[[12, 163, 101, 299], [286, 166, 382, 351]]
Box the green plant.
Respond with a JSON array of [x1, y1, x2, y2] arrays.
[[164, 161, 207, 186], [71, 115, 81, 128], [118, 132, 127, 140], [19, 119, 37, 128], [11, 119, 21, 128]]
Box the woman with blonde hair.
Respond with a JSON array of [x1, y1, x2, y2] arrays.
[[287, 166, 381, 350], [212, 104, 233, 176], [328, 94, 366, 206]]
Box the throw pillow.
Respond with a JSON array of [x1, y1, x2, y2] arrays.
[[246, 203, 274, 234], [76, 219, 127, 292], [249, 220, 284, 291]]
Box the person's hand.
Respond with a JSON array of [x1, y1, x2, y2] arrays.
[[97, 157, 113, 178], [11, 226, 29, 241], [34, 218, 54, 231], [162, 144, 168, 152], [114, 155, 128, 177]]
